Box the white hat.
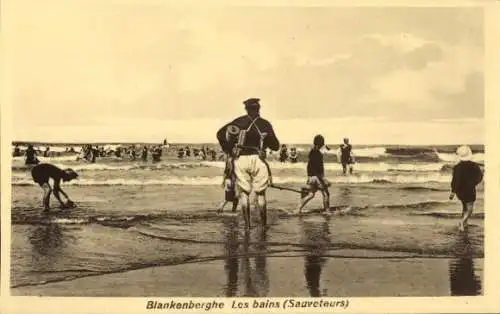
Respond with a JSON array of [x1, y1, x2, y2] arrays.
[[456, 145, 472, 161]]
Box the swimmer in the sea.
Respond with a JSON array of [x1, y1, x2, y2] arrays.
[[141, 146, 148, 161], [31, 163, 79, 211], [24, 144, 40, 166], [338, 137, 355, 175], [279, 144, 289, 163], [289, 147, 298, 163]]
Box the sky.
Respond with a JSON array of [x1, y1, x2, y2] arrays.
[[5, 2, 484, 144]]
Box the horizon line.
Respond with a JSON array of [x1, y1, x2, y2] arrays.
[[11, 140, 485, 147]]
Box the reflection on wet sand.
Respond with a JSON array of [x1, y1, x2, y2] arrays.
[[241, 227, 269, 297], [301, 217, 330, 297], [252, 228, 269, 296], [28, 223, 67, 270], [340, 187, 352, 204], [29, 224, 65, 256], [222, 219, 239, 297], [222, 220, 269, 297], [449, 232, 481, 296]]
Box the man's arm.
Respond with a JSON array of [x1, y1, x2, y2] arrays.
[[263, 123, 280, 151]]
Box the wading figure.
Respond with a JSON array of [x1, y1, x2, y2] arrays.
[[338, 138, 355, 175], [216, 98, 280, 229], [449, 145, 483, 232], [31, 163, 79, 211]]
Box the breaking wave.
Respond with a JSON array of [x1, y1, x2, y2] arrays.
[[11, 173, 452, 186], [12, 160, 452, 173]]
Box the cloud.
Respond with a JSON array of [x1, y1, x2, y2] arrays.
[[7, 4, 484, 142], [432, 71, 484, 117], [361, 33, 433, 53], [360, 34, 482, 119], [403, 42, 444, 70]]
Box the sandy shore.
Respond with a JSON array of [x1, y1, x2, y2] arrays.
[[11, 251, 483, 297]]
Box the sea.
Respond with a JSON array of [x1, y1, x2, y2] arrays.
[[10, 144, 484, 296]]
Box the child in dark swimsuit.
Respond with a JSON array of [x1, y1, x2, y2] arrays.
[[449, 145, 483, 232], [297, 135, 331, 214], [338, 138, 354, 175], [31, 163, 79, 211], [25, 145, 40, 166], [217, 156, 239, 213]]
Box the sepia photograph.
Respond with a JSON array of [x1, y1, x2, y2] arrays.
[[3, 0, 495, 306]]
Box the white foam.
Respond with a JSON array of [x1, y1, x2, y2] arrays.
[[11, 173, 452, 186], [324, 146, 388, 158], [436, 152, 484, 163], [11, 158, 449, 173], [205, 161, 443, 172]]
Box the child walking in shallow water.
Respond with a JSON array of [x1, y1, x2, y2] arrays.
[[217, 155, 239, 213], [297, 135, 331, 215], [449, 145, 483, 232]]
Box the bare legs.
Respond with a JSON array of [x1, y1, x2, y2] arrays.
[[298, 190, 330, 214], [240, 191, 267, 229], [256, 192, 267, 227], [342, 164, 354, 175], [240, 192, 251, 229], [459, 201, 474, 232], [40, 183, 72, 212], [298, 192, 315, 213], [41, 183, 52, 211]]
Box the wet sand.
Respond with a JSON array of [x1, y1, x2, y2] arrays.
[[12, 252, 483, 297]]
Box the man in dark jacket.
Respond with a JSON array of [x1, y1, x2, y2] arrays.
[[449, 145, 483, 232], [216, 98, 280, 229]]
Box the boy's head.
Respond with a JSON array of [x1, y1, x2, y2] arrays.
[[313, 134, 325, 148], [63, 168, 79, 182], [343, 137, 349, 144], [456, 145, 472, 161]]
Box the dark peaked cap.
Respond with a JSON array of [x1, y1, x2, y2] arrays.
[[243, 98, 261, 108]]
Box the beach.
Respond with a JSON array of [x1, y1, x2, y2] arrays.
[[10, 145, 484, 297]]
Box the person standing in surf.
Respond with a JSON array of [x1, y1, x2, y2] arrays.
[[24, 144, 40, 166], [297, 135, 331, 215], [31, 163, 79, 212], [216, 98, 280, 229], [141, 146, 148, 161], [289, 147, 298, 163], [279, 144, 289, 163], [338, 137, 355, 175], [449, 145, 483, 232], [217, 155, 239, 213]]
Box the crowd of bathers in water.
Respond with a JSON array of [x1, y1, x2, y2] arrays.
[[13, 143, 167, 164], [14, 141, 346, 165]]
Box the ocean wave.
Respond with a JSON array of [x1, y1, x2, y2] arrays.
[[400, 186, 448, 192], [410, 211, 484, 219], [436, 152, 484, 163], [13, 156, 79, 162], [380, 200, 450, 210], [323, 146, 388, 158], [11, 200, 479, 228], [12, 159, 451, 174], [11, 173, 452, 186], [11, 161, 213, 172]]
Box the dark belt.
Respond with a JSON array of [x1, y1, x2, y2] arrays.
[[236, 146, 261, 156], [239, 151, 260, 156]]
